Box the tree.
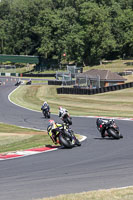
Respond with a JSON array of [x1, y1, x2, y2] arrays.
[[79, 2, 116, 64]]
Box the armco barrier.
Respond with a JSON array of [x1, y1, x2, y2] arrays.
[[56, 81, 133, 95]]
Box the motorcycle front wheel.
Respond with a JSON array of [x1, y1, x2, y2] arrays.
[[107, 128, 120, 139], [59, 134, 74, 148]]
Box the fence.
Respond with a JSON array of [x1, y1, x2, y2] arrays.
[[56, 82, 133, 95]]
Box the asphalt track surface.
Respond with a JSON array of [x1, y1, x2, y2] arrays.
[[0, 80, 133, 200]]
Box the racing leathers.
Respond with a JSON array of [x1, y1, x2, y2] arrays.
[[41, 102, 50, 112], [47, 120, 68, 144], [58, 107, 68, 120]]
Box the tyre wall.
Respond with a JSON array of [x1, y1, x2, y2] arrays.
[[56, 82, 133, 95]]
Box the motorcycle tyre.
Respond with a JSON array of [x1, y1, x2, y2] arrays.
[[42, 111, 50, 118], [59, 134, 74, 148], [42, 111, 46, 118], [47, 112, 50, 119], [67, 130, 81, 146], [107, 128, 120, 139]]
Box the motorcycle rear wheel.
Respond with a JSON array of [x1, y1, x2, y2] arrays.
[[47, 112, 50, 118], [68, 117, 72, 125]]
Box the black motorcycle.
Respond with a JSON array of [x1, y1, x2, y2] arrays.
[[55, 124, 81, 148], [96, 118, 123, 139], [62, 111, 72, 125], [15, 80, 22, 86], [41, 105, 50, 118], [26, 80, 32, 85]]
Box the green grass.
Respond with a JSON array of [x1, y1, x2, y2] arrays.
[[0, 122, 81, 153], [9, 59, 133, 118], [0, 122, 54, 153], [2, 59, 133, 199], [83, 59, 133, 73], [10, 84, 133, 118], [0, 134, 52, 153]]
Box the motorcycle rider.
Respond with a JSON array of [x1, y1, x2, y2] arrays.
[[47, 119, 81, 146], [47, 120, 64, 144], [41, 101, 50, 112], [96, 118, 108, 138], [58, 106, 68, 119], [16, 78, 22, 85], [28, 78, 32, 84], [96, 118, 123, 139]]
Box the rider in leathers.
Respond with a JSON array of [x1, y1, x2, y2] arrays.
[[58, 106, 68, 120], [47, 120, 66, 144], [41, 101, 50, 112]]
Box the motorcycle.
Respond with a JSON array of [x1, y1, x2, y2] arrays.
[[48, 122, 81, 148], [41, 105, 50, 118], [26, 80, 32, 85], [61, 111, 72, 125], [96, 118, 123, 139], [15, 80, 22, 86]]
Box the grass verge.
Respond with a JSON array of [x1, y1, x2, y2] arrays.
[[10, 84, 133, 118], [83, 59, 133, 73], [0, 122, 53, 153], [0, 122, 81, 153], [37, 187, 133, 200]]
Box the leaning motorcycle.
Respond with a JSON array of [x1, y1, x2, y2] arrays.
[[57, 125, 81, 148], [96, 118, 123, 139], [41, 106, 50, 118], [62, 111, 72, 125], [26, 80, 32, 85], [48, 122, 81, 148], [15, 80, 22, 86]]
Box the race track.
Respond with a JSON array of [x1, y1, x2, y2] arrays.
[[0, 82, 133, 200]]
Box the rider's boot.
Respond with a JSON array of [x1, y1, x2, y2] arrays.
[[75, 138, 81, 146]]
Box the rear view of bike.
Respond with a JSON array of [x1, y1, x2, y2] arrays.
[[96, 118, 123, 139], [62, 113, 72, 126]]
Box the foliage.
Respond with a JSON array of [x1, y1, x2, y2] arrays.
[[0, 0, 133, 66]]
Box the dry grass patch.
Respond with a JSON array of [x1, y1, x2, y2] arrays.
[[38, 187, 133, 200], [0, 123, 53, 153], [10, 84, 133, 118], [9, 59, 133, 118], [84, 59, 133, 72]]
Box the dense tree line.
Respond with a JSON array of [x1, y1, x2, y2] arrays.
[[0, 0, 133, 66]]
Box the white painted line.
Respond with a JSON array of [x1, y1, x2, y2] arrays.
[[8, 86, 40, 112], [15, 151, 39, 155]]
